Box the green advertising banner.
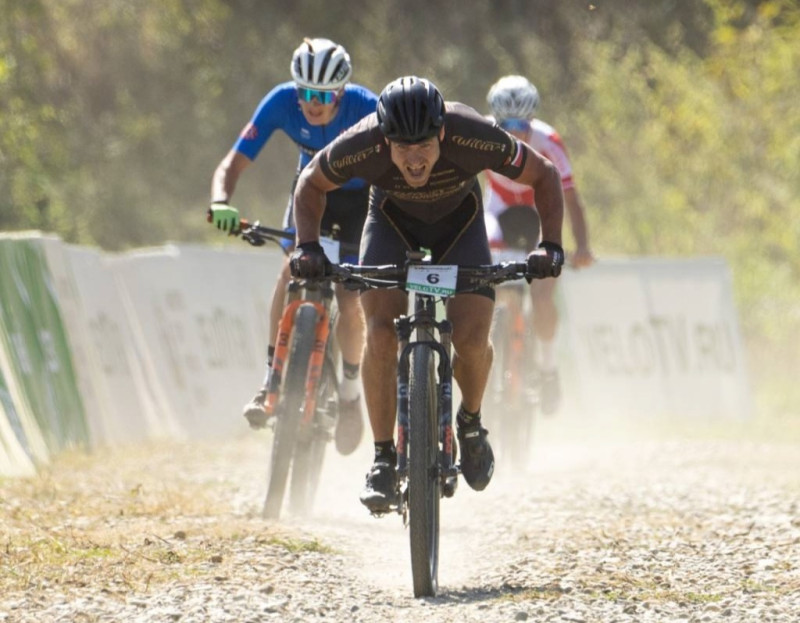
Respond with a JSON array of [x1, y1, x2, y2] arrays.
[[0, 363, 36, 476], [0, 236, 89, 452]]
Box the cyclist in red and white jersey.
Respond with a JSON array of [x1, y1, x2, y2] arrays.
[[484, 75, 594, 415]]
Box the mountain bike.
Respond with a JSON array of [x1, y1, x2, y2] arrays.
[[328, 253, 532, 597], [487, 247, 540, 469], [235, 219, 357, 520], [487, 206, 543, 469]]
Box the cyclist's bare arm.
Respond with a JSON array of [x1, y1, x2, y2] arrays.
[[564, 186, 594, 268], [293, 154, 342, 245], [507, 143, 564, 247], [211, 149, 252, 203]]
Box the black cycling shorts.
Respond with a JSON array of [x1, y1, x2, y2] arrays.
[[361, 184, 495, 300]]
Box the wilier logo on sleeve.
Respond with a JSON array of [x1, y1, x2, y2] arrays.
[[331, 145, 378, 169], [451, 136, 506, 152]]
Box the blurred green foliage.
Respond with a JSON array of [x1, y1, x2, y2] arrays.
[[1, 0, 797, 411]]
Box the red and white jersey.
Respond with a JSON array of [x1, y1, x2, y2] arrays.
[[483, 117, 574, 217]]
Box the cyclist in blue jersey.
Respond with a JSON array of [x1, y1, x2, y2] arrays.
[[209, 38, 378, 455]]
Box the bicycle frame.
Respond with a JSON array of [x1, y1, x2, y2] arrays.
[[394, 292, 457, 505]]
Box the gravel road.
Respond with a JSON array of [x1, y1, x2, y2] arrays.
[[2, 414, 799, 623]]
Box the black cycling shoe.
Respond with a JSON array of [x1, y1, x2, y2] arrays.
[[457, 421, 495, 491], [359, 460, 398, 513]]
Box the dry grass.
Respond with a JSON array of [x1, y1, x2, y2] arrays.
[[0, 440, 331, 597]]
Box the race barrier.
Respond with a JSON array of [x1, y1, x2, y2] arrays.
[[0, 235, 88, 463], [109, 244, 278, 439], [0, 233, 753, 477], [558, 257, 753, 419]]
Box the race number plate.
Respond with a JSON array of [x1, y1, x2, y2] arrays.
[[406, 265, 458, 296]]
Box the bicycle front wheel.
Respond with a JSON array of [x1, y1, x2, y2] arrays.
[[263, 304, 318, 520], [408, 345, 440, 597]]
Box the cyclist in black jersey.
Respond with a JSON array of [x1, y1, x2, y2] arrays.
[[288, 76, 565, 511]]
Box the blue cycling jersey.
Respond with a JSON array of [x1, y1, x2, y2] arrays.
[[233, 82, 377, 191]]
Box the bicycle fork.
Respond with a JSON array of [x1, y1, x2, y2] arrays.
[[265, 299, 330, 424], [394, 312, 458, 515]]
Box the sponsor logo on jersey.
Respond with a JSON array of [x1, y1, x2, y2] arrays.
[[391, 185, 462, 202], [240, 123, 258, 141], [451, 135, 506, 152], [331, 145, 377, 169], [301, 128, 311, 139]]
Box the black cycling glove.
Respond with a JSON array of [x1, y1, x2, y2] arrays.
[[526, 241, 565, 281], [289, 241, 330, 279]]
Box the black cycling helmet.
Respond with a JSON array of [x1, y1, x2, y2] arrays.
[[377, 76, 445, 143]]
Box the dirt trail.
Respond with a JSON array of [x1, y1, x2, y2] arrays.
[[2, 415, 799, 622]]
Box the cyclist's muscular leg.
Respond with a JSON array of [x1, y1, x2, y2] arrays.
[[530, 277, 562, 415], [333, 285, 367, 455], [334, 285, 365, 366], [241, 258, 292, 429], [448, 293, 496, 491], [269, 259, 293, 347], [447, 293, 495, 412], [530, 277, 557, 341], [360, 288, 408, 442]]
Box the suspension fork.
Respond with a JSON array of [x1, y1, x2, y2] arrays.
[[265, 284, 303, 413], [436, 318, 455, 476], [395, 315, 412, 476], [302, 302, 331, 424], [394, 297, 455, 480], [265, 301, 304, 413], [265, 282, 331, 419]]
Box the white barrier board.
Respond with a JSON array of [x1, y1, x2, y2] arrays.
[[65, 244, 175, 443], [111, 244, 281, 439], [558, 258, 753, 419]]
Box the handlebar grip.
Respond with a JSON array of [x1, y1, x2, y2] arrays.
[[207, 207, 249, 236]]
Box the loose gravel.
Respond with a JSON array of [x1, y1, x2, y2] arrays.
[[1, 415, 799, 622]]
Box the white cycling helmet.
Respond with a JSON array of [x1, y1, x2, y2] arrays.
[[486, 75, 540, 121], [290, 38, 352, 90]]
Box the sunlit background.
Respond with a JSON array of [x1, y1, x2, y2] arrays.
[[1, 0, 798, 415]]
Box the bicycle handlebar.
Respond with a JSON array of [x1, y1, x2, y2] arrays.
[[326, 261, 532, 294], [206, 209, 359, 256]]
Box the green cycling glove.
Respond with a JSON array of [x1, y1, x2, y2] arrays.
[[210, 203, 240, 233]]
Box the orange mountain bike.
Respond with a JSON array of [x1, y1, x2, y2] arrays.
[[237, 220, 357, 519]]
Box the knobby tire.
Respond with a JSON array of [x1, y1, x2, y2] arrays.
[[408, 344, 440, 597], [289, 344, 338, 516], [263, 304, 318, 519], [491, 298, 536, 469]]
